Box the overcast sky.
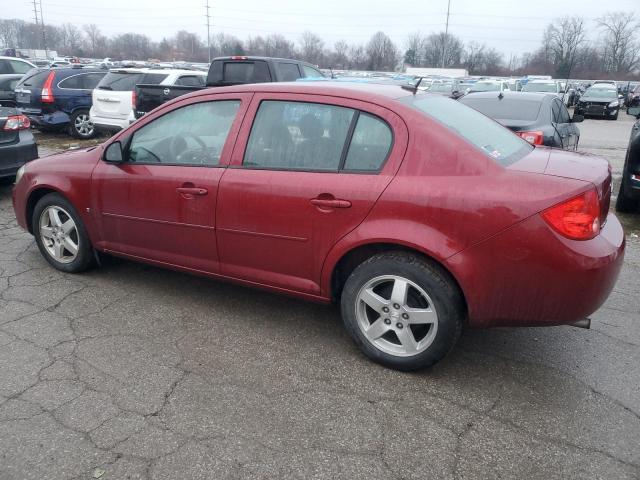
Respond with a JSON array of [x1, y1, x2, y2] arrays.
[[8, 0, 639, 56]]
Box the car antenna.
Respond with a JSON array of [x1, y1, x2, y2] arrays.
[[498, 92, 504, 100], [401, 76, 423, 94]]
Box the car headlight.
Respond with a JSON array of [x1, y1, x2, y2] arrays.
[[15, 164, 26, 185], [608, 101, 619, 108]]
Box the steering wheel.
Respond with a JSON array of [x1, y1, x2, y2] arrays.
[[169, 133, 208, 163]]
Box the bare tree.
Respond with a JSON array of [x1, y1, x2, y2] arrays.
[[298, 31, 324, 65], [596, 12, 639, 73], [264, 34, 295, 59], [347, 44, 367, 70], [422, 32, 462, 67], [83, 24, 107, 57], [404, 32, 425, 66], [366, 31, 397, 71], [544, 16, 587, 77]]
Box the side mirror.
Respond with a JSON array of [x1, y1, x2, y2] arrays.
[[627, 106, 640, 117], [572, 114, 584, 123], [104, 141, 124, 163]]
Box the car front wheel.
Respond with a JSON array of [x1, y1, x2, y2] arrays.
[[32, 193, 95, 272], [340, 252, 464, 371]]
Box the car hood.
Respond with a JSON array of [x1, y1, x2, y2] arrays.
[[580, 95, 617, 103], [0, 106, 18, 117]]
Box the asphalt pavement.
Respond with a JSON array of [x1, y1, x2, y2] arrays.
[[0, 114, 638, 479]]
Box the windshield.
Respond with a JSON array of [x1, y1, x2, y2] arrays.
[[97, 71, 144, 91], [400, 95, 532, 166], [522, 82, 557, 93], [470, 82, 501, 92], [583, 88, 617, 99]]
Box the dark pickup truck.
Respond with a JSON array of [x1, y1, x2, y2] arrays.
[[134, 56, 325, 119]]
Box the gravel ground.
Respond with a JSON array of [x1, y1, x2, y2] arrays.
[[0, 113, 638, 480]]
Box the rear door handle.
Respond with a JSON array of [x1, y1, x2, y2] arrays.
[[310, 198, 351, 209], [177, 187, 208, 196]]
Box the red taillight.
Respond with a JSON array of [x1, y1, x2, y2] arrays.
[[517, 130, 544, 145], [230, 56, 248, 60], [541, 189, 601, 240], [41, 71, 55, 103], [3, 114, 31, 131], [132, 89, 137, 108]]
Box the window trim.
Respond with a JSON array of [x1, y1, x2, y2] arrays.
[[120, 98, 244, 169], [57, 72, 96, 91], [238, 99, 394, 175]]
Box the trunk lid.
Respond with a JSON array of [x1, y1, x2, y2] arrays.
[[509, 147, 612, 226]]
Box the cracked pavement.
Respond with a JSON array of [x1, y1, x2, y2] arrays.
[[1, 117, 639, 479]]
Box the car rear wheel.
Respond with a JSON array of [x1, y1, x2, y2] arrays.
[[32, 193, 95, 273], [70, 109, 95, 139], [340, 252, 464, 371]]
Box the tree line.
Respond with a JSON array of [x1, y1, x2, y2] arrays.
[[0, 12, 638, 78]]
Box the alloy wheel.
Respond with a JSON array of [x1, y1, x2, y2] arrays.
[[74, 113, 94, 137], [39, 206, 80, 264], [355, 275, 438, 357]]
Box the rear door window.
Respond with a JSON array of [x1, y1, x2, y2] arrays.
[[551, 100, 561, 123], [97, 72, 144, 91], [244, 100, 354, 171], [277, 63, 301, 81], [343, 113, 392, 172], [223, 62, 271, 84]]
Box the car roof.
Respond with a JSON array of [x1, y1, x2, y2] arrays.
[[214, 56, 318, 67], [198, 81, 418, 101], [0, 56, 34, 62]]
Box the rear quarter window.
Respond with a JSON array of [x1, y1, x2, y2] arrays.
[[401, 95, 532, 166], [17, 70, 50, 88]]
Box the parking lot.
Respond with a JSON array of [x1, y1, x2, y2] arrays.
[[0, 113, 639, 479]]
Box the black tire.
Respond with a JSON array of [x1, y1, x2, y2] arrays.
[[32, 193, 95, 273], [611, 111, 619, 121], [616, 179, 640, 213], [340, 251, 464, 371], [69, 109, 96, 139]]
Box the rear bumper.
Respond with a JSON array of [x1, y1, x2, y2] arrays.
[[20, 109, 70, 128], [0, 130, 38, 178], [446, 212, 625, 328], [90, 108, 134, 134]]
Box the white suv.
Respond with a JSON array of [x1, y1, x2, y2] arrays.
[[0, 56, 36, 75], [90, 69, 206, 134]]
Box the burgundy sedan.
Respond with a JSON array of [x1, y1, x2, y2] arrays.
[[12, 83, 625, 370]]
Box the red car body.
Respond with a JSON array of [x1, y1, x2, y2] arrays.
[[12, 83, 625, 328]]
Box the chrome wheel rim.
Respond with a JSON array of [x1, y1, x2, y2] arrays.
[[74, 113, 94, 136], [39, 206, 79, 264], [355, 275, 438, 357]]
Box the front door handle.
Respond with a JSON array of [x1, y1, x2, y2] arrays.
[[310, 198, 351, 209], [177, 187, 208, 196]]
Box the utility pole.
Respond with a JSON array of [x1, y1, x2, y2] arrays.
[[38, 0, 48, 58], [441, 0, 451, 68], [31, 0, 40, 47], [205, 0, 211, 63]]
